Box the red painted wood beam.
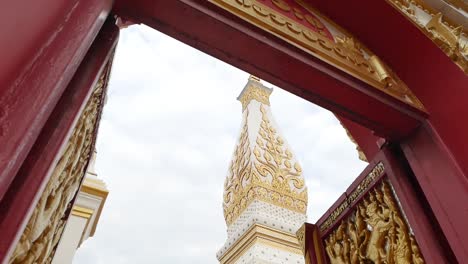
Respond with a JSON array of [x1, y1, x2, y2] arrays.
[[0, 0, 113, 202], [0, 19, 119, 263], [381, 147, 454, 263], [402, 124, 468, 262], [336, 116, 381, 161], [300, 223, 326, 264], [113, 0, 426, 140]]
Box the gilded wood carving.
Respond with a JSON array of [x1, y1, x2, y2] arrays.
[[9, 72, 107, 264], [324, 181, 425, 264], [208, 0, 425, 110], [319, 162, 385, 232], [386, 0, 467, 73]]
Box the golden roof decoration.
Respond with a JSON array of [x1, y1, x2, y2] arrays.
[[208, 0, 427, 109]]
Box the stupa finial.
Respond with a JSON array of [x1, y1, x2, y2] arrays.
[[248, 75, 261, 82], [237, 75, 272, 111]]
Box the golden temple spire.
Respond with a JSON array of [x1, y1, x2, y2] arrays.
[[217, 75, 308, 263]]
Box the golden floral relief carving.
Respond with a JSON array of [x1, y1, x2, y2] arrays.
[[386, 0, 467, 73], [223, 105, 307, 225], [208, 0, 425, 110], [253, 106, 306, 195], [319, 162, 385, 232], [324, 181, 425, 264], [9, 72, 107, 264], [238, 83, 272, 111], [223, 109, 252, 217]]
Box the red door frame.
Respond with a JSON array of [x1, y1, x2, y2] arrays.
[[0, 0, 113, 202], [0, 17, 119, 262], [0, 0, 467, 263]]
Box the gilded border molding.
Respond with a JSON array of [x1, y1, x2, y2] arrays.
[[385, 0, 467, 73], [9, 60, 112, 264], [319, 162, 385, 232], [208, 0, 425, 110], [71, 206, 94, 219]]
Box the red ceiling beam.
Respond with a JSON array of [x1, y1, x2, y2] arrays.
[[113, 0, 427, 140]]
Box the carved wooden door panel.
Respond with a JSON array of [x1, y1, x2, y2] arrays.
[[299, 146, 450, 264]]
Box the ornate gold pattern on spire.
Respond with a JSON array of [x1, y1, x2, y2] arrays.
[[237, 81, 272, 111], [223, 104, 307, 225], [324, 181, 425, 264]]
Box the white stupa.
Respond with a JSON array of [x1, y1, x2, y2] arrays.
[[217, 76, 308, 264]]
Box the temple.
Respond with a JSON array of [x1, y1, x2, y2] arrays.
[[217, 77, 307, 263], [0, 0, 467, 263]]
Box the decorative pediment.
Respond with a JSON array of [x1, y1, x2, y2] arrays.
[[208, 0, 426, 110]]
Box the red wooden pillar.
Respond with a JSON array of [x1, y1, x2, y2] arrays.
[[378, 147, 453, 263], [0, 17, 119, 263], [335, 116, 382, 161], [0, 0, 113, 202], [402, 125, 468, 262], [298, 223, 327, 264]]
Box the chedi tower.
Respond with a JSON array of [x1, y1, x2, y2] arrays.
[[217, 76, 308, 264]]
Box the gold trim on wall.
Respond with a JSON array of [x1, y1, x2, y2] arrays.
[[79, 179, 109, 237], [71, 206, 94, 219]]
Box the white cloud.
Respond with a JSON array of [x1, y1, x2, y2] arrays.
[[73, 25, 366, 264]]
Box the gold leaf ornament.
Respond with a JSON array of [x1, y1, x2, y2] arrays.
[[222, 104, 308, 225]]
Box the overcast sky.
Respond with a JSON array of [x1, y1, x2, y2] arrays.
[[73, 25, 367, 264]]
